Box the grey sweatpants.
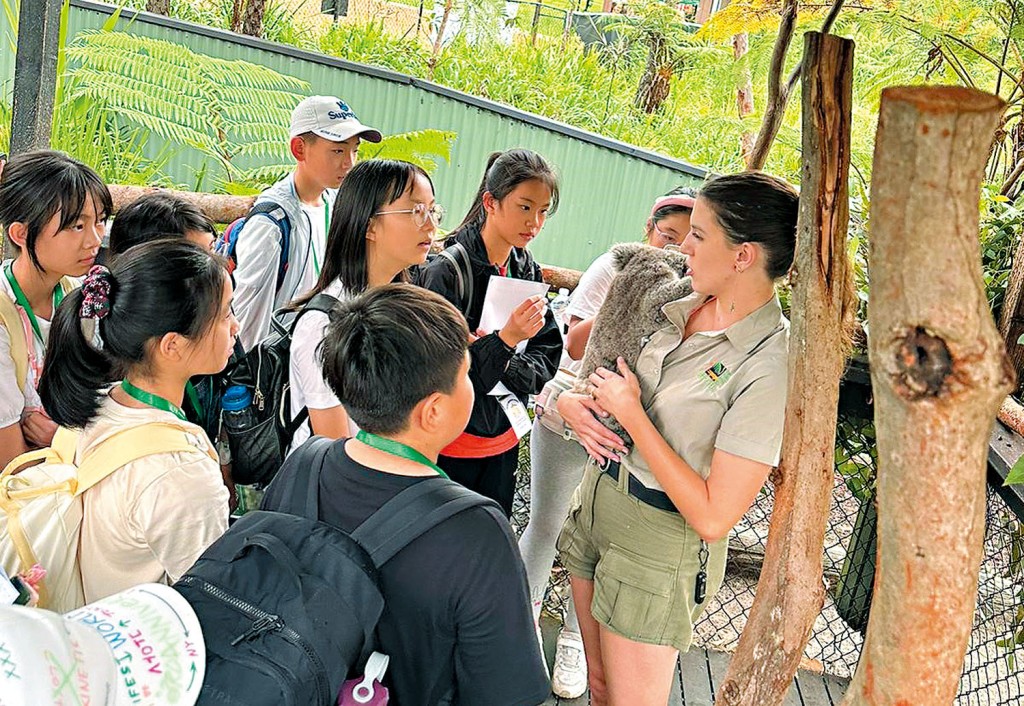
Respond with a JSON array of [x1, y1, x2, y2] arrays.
[[520, 419, 589, 632]]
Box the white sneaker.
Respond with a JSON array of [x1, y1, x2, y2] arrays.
[[551, 629, 587, 698]]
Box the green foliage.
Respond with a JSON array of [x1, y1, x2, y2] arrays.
[[320, 19, 431, 74], [980, 185, 1023, 320], [835, 417, 877, 503], [1007, 455, 1024, 485], [63, 29, 308, 185], [361, 129, 457, 172]]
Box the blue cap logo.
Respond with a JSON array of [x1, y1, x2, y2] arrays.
[[327, 101, 357, 121]]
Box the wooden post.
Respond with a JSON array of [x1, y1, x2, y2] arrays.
[[5, 0, 62, 257], [10, 0, 61, 156], [842, 86, 1012, 705], [717, 31, 856, 706]]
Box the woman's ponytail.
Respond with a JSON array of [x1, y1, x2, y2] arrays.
[[39, 287, 116, 429], [454, 151, 503, 234]]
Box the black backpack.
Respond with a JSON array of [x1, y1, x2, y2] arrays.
[[424, 241, 474, 314], [175, 437, 497, 706], [220, 293, 338, 486]]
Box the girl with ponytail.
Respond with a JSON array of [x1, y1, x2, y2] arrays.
[[0, 150, 111, 468], [39, 240, 238, 603], [418, 149, 562, 517]]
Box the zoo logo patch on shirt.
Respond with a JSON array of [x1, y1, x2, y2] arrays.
[[700, 361, 732, 390]]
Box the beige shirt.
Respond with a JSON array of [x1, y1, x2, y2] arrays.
[[624, 291, 789, 491], [78, 394, 230, 603]]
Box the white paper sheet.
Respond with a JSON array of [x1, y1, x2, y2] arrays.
[[478, 275, 550, 336]]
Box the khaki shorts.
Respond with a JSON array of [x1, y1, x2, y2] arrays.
[[556, 463, 727, 652]]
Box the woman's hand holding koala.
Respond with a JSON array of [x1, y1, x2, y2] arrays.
[[589, 358, 644, 428], [556, 390, 627, 463]]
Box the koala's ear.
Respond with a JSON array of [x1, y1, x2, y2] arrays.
[[611, 242, 646, 272], [665, 248, 689, 277]]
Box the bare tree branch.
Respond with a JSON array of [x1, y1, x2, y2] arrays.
[[784, 0, 846, 94], [745, 0, 798, 170], [746, 0, 846, 170]]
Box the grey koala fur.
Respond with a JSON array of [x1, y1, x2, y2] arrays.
[[573, 242, 692, 447]]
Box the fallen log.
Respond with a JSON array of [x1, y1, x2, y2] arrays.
[[109, 184, 255, 223]]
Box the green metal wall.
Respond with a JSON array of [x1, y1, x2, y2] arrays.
[[0, 0, 707, 270]]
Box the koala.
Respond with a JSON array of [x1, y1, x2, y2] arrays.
[[573, 242, 692, 447]]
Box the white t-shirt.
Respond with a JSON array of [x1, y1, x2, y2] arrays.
[[234, 200, 328, 351], [0, 261, 78, 428], [287, 277, 359, 453], [559, 251, 617, 374], [78, 394, 230, 603]]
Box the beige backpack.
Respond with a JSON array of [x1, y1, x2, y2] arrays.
[[0, 276, 77, 392], [0, 422, 217, 612]]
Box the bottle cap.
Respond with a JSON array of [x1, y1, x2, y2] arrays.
[[221, 385, 253, 411]]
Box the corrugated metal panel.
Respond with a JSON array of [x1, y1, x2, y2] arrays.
[[1, 1, 707, 270]]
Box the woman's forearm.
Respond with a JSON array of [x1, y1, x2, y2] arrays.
[[620, 411, 725, 540], [565, 317, 594, 360]]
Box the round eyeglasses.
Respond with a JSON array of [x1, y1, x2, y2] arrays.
[[375, 203, 446, 228], [652, 224, 684, 244]]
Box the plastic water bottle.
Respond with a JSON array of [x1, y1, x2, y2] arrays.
[[221, 385, 258, 513], [550, 287, 571, 336], [221, 385, 257, 434]]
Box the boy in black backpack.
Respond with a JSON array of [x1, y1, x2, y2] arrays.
[[261, 284, 549, 705]]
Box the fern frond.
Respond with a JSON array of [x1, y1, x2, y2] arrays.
[[359, 130, 457, 173]]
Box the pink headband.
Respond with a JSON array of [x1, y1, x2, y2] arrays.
[[650, 195, 695, 219]]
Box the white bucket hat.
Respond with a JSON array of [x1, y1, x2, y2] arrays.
[[0, 583, 205, 706], [290, 96, 383, 143]]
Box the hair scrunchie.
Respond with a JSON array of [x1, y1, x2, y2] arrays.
[[80, 265, 113, 320]]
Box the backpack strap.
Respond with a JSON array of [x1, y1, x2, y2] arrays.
[[438, 242, 474, 315], [352, 480, 497, 566], [275, 435, 334, 520], [288, 292, 340, 335], [74, 422, 218, 496], [0, 294, 28, 393], [0, 278, 78, 394], [282, 293, 341, 438], [57, 277, 78, 296], [246, 201, 292, 293]]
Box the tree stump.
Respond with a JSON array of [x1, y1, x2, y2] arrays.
[[843, 86, 1013, 705], [717, 31, 857, 706]]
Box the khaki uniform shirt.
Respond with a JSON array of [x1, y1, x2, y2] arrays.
[[623, 291, 790, 492]]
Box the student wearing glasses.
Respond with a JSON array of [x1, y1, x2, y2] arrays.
[[285, 159, 444, 453]]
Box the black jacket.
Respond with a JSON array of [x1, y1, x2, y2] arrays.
[[417, 224, 561, 439]]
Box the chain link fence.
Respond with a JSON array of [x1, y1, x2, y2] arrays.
[[512, 361, 1024, 703]]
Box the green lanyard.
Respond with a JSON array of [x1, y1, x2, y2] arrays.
[[120, 379, 188, 422], [310, 195, 329, 277], [3, 261, 65, 346], [355, 430, 449, 479]]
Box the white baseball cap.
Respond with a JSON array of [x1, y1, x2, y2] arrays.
[[0, 583, 205, 706], [290, 95, 382, 143]]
